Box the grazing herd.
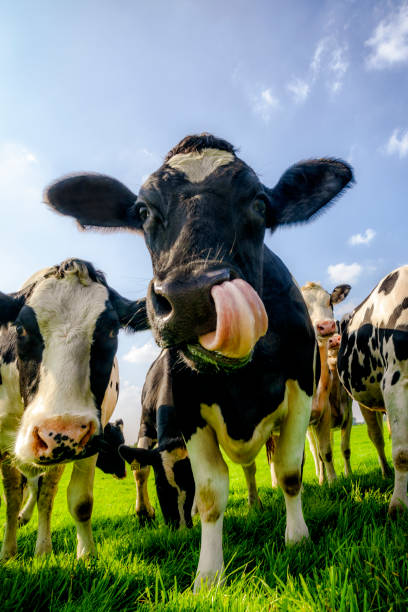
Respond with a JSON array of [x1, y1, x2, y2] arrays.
[[0, 133, 406, 590]]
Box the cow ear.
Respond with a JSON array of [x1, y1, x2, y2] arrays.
[[0, 291, 24, 325], [330, 284, 351, 305], [119, 445, 160, 468], [43, 173, 142, 230], [265, 159, 353, 227], [109, 289, 149, 332]]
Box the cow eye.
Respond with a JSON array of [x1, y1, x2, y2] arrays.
[[108, 329, 118, 339], [16, 325, 28, 338], [253, 199, 266, 216], [137, 204, 150, 223]]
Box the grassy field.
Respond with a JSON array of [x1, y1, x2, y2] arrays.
[[1, 424, 407, 611]]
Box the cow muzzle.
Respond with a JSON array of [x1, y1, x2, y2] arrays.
[[29, 417, 97, 464], [316, 319, 336, 339], [148, 267, 268, 370]]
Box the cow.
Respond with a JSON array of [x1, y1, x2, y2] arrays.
[[0, 258, 147, 559], [337, 266, 408, 516], [119, 350, 195, 527], [300, 282, 351, 484], [44, 133, 353, 589], [17, 418, 126, 527]]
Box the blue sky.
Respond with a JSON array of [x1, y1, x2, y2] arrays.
[[1, 0, 407, 441]]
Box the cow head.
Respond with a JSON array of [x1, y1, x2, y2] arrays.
[[0, 259, 147, 467], [96, 419, 126, 479], [44, 134, 353, 372], [301, 282, 351, 344], [119, 441, 195, 528]]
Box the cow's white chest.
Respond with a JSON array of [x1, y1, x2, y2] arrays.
[[200, 385, 290, 465]]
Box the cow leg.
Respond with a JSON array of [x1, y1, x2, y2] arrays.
[[35, 465, 65, 555], [314, 404, 337, 484], [266, 434, 279, 488], [242, 462, 261, 508], [306, 427, 324, 482], [187, 425, 229, 592], [133, 436, 156, 522], [384, 381, 408, 516], [67, 455, 97, 557], [0, 462, 23, 560], [18, 476, 39, 526], [360, 405, 392, 478], [340, 410, 353, 478], [274, 384, 310, 545]]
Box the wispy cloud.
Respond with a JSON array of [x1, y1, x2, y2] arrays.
[[287, 35, 349, 102], [328, 262, 362, 284], [384, 127, 408, 157], [366, 2, 408, 69], [251, 88, 280, 122], [114, 381, 143, 444], [123, 341, 160, 365], [349, 228, 376, 246], [334, 299, 358, 318], [287, 78, 310, 104]]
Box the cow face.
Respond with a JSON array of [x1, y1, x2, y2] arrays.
[[96, 420, 126, 479], [0, 259, 147, 467], [45, 134, 353, 372], [119, 443, 195, 528], [301, 282, 351, 343]]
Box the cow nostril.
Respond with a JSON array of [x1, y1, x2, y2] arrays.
[[151, 285, 173, 317], [33, 427, 48, 451]]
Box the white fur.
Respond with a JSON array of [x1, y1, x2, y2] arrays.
[[167, 149, 235, 183]]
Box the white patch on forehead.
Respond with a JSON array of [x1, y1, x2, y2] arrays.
[[167, 148, 235, 183]]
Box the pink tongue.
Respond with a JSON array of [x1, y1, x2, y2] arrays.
[[198, 279, 268, 359]]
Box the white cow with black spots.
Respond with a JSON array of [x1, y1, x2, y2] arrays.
[[338, 266, 408, 515]]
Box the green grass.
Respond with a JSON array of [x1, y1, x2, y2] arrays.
[[1, 424, 407, 611]]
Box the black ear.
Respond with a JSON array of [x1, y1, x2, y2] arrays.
[[109, 289, 149, 332], [119, 445, 161, 468], [330, 284, 351, 305], [266, 159, 353, 227], [0, 291, 24, 325], [44, 173, 141, 230]]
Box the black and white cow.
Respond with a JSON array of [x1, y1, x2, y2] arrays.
[[44, 133, 353, 589], [0, 258, 147, 559], [18, 418, 127, 528], [119, 350, 195, 527], [337, 266, 408, 516]]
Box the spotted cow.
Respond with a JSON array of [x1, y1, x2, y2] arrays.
[[0, 259, 147, 559], [337, 266, 408, 515], [44, 133, 353, 589]]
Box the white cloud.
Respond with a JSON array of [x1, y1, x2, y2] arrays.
[[366, 2, 408, 69], [287, 78, 310, 103], [327, 262, 362, 284], [328, 45, 349, 93], [252, 88, 279, 122], [123, 341, 160, 365], [384, 127, 408, 158], [349, 228, 376, 246]]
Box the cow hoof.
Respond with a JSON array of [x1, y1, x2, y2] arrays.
[[136, 509, 155, 524], [248, 496, 263, 510], [193, 568, 225, 593], [285, 524, 309, 546], [18, 514, 30, 527], [388, 499, 408, 520], [34, 544, 53, 556]]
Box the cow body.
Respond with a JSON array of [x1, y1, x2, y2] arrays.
[[0, 259, 147, 559], [337, 266, 408, 515], [45, 134, 353, 589]]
